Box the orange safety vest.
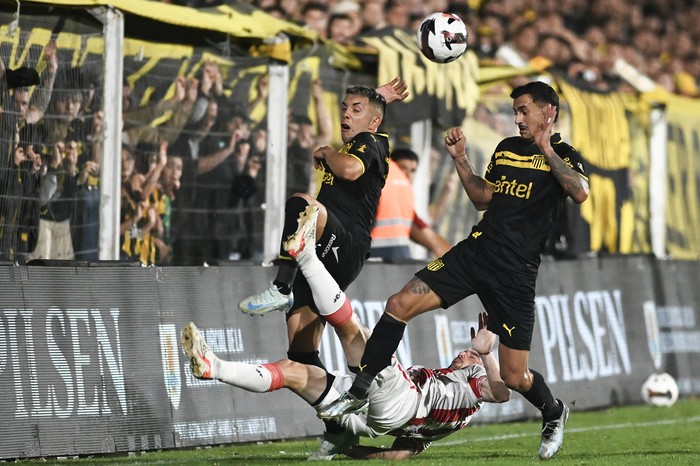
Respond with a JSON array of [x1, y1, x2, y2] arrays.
[[371, 160, 415, 249]]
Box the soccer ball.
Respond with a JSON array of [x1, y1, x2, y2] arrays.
[[416, 12, 468, 63], [641, 372, 679, 407]]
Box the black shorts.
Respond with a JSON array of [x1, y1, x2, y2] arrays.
[[289, 208, 369, 315], [414, 236, 538, 350]]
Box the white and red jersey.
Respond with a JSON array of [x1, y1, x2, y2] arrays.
[[337, 359, 486, 443], [389, 364, 486, 442]]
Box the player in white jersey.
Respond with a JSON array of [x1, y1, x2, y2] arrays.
[[181, 312, 510, 460]]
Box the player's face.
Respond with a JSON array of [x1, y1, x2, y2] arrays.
[[449, 349, 481, 370], [513, 94, 546, 141], [340, 94, 381, 144]]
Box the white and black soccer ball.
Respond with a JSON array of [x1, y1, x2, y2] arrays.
[[417, 12, 468, 63], [641, 372, 679, 407]]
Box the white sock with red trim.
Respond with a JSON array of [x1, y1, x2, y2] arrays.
[[295, 248, 352, 326], [214, 359, 284, 392]]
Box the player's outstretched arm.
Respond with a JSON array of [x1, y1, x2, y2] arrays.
[[471, 313, 510, 403], [312, 145, 363, 181], [444, 127, 494, 210]]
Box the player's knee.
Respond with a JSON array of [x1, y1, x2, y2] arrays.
[[385, 292, 415, 321], [500, 369, 529, 392]]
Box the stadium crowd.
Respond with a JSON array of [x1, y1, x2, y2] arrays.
[[243, 0, 700, 96], [1, 0, 698, 265]]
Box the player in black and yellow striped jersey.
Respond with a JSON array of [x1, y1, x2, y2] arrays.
[[321, 81, 590, 461]]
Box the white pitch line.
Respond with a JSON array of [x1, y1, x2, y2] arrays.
[[434, 415, 700, 447]]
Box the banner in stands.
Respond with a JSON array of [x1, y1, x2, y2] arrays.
[[0, 257, 699, 459], [664, 94, 700, 259]]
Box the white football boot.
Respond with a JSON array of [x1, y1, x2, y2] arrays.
[[539, 399, 569, 460], [283, 204, 319, 260], [181, 322, 214, 379]]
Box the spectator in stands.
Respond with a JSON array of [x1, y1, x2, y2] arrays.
[[122, 76, 197, 148], [119, 145, 145, 262], [171, 107, 260, 265], [152, 144, 183, 264], [28, 140, 84, 261], [70, 109, 102, 261], [301, 2, 330, 38], [384, 0, 410, 31], [327, 14, 356, 46], [371, 149, 451, 261], [0, 39, 57, 261], [360, 0, 386, 33], [332, 1, 363, 38], [286, 79, 331, 197]]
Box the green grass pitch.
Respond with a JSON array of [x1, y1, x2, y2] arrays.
[[23, 398, 700, 465]]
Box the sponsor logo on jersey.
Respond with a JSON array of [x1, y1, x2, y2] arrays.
[[493, 175, 533, 199], [356, 144, 367, 153], [427, 258, 445, 271], [471, 231, 482, 239]]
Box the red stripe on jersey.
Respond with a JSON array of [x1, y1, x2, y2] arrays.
[[410, 367, 435, 387], [427, 406, 480, 423], [261, 363, 285, 391], [396, 359, 418, 390], [469, 376, 484, 399]]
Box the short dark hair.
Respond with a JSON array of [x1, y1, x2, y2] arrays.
[[390, 148, 419, 163], [510, 81, 559, 121], [302, 1, 328, 16], [345, 84, 386, 118]]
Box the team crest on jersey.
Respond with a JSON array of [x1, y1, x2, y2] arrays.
[[427, 258, 445, 271], [340, 142, 352, 154], [532, 154, 546, 169]]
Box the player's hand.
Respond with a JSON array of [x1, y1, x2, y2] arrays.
[[376, 77, 408, 104], [312, 145, 331, 169], [444, 127, 467, 160], [470, 312, 495, 355], [534, 103, 556, 152]]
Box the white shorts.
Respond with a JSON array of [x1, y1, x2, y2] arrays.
[[339, 359, 419, 438]]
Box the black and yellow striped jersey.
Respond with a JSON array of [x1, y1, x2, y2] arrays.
[[317, 131, 390, 252], [477, 133, 587, 263]]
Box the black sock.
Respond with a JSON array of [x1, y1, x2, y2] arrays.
[[522, 369, 562, 421], [348, 313, 406, 399], [273, 262, 297, 295]]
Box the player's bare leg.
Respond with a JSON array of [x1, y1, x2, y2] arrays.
[[333, 313, 370, 367]]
